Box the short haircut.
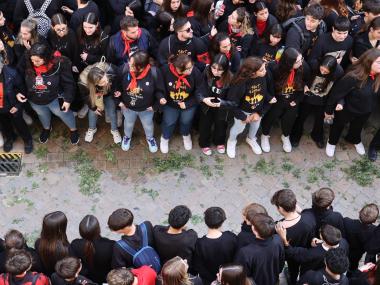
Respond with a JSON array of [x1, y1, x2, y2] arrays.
[[107, 268, 135, 285], [271, 189, 297, 212], [5, 249, 32, 275], [312, 188, 335, 209], [325, 248, 349, 274], [242, 203, 268, 217], [204, 207, 226, 229], [304, 4, 324, 20], [168, 205, 191, 229], [55, 257, 81, 279], [4, 230, 25, 250], [250, 214, 275, 239], [359, 203, 379, 224], [363, 0, 380, 15], [333, 16, 351, 32], [120, 16, 139, 31], [173, 18, 188, 33], [320, 224, 342, 246], [108, 208, 134, 231]]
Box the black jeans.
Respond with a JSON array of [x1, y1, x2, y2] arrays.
[[291, 102, 325, 143], [261, 100, 299, 136], [0, 110, 32, 142], [369, 128, 380, 149], [328, 109, 370, 145], [198, 107, 228, 148]]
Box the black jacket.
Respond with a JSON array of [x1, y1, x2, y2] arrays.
[[77, 30, 109, 71], [352, 31, 380, 59], [298, 268, 349, 285], [48, 29, 79, 68], [0, 66, 26, 113]]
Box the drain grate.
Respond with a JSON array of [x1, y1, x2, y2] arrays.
[[0, 153, 23, 176]]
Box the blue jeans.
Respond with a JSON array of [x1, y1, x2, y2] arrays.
[[229, 112, 262, 141], [88, 96, 117, 130], [30, 99, 76, 130], [122, 108, 154, 139], [161, 105, 197, 139]]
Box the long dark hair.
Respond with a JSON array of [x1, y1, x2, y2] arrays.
[[206, 54, 233, 87], [346, 48, 380, 92], [78, 12, 101, 45], [209, 32, 236, 61], [231, 56, 265, 85], [189, 0, 213, 25], [275, 0, 298, 23], [274, 47, 304, 93], [162, 0, 186, 18], [38, 211, 70, 273], [79, 215, 101, 267]]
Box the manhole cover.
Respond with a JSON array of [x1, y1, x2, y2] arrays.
[[0, 153, 23, 176]]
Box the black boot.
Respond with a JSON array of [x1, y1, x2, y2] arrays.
[[368, 146, 378, 162], [3, 135, 16, 152], [24, 139, 34, 154]]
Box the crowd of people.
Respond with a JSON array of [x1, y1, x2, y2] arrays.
[[0, 188, 380, 285], [0, 0, 379, 160]]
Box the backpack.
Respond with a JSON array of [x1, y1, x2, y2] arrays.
[[117, 223, 161, 273], [0, 273, 41, 285], [24, 0, 53, 38], [282, 16, 326, 54]]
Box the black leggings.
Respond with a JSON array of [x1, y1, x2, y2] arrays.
[[0, 110, 32, 142], [261, 100, 299, 137], [328, 109, 370, 145], [198, 108, 228, 148]]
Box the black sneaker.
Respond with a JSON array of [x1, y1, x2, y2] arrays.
[[368, 146, 378, 162], [24, 139, 34, 154], [39, 128, 51, 143], [70, 130, 80, 145], [3, 137, 15, 152]]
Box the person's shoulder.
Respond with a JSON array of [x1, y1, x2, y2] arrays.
[[153, 225, 168, 233], [222, 231, 237, 240]]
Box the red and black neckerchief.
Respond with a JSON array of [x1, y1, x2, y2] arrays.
[[128, 64, 151, 91], [121, 29, 142, 56], [169, 64, 191, 89]]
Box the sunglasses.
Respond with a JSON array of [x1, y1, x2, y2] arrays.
[[180, 27, 192, 33]]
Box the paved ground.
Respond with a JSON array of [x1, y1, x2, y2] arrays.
[[1, 113, 380, 283]]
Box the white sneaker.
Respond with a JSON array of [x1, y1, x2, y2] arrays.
[[226, 139, 237, 158], [78, 105, 89, 119], [246, 137, 262, 154], [261, 135, 270, 152], [354, 142, 365, 155], [111, 130, 122, 144], [160, 136, 169, 153], [0, 132, 3, 147], [183, 135, 192, 150], [117, 110, 123, 127], [23, 111, 33, 126], [85, 128, 97, 143], [326, 142, 336, 157], [281, 135, 292, 153]]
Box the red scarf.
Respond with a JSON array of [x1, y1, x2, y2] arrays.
[[169, 64, 190, 89], [370, 71, 377, 80], [121, 29, 141, 56], [287, 69, 296, 88], [228, 24, 242, 38], [0, 82, 3, 108], [225, 51, 231, 60], [256, 20, 267, 37], [215, 78, 223, 88], [128, 64, 151, 90], [186, 10, 194, 17], [33, 62, 54, 76]]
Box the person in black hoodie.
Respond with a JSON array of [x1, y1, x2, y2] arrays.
[[352, 16, 380, 61], [235, 213, 285, 285], [77, 12, 109, 72], [70, 215, 114, 284], [187, 0, 214, 40], [158, 18, 209, 72], [115, 51, 165, 153], [159, 54, 205, 154], [198, 54, 232, 156], [237, 203, 268, 250], [16, 43, 79, 145], [0, 10, 15, 49], [271, 189, 316, 285], [251, 1, 278, 41], [344, 204, 379, 271], [193, 207, 237, 285], [260, 47, 310, 154], [249, 24, 283, 63], [63, 0, 100, 31], [226, 56, 276, 158], [0, 57, 33, 153], [208, 33, 241, 73], [153, 205, 198, 269], [302, 187, 346, 237], [297, 248, 349, 285], [51, 257, 97, 285], [285, 4, 325, 57], [107, 16, 158, 68], [291, 55, 344, 148], [276, 223, 349, 276], [324, 48, 380, 157]]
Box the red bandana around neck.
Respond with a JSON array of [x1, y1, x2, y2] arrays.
[[128, 64, 151, 91], [287, 69, 296, 88], [121, 29, 142, 56], [228, 24, 242, 38], [256, 19, 267, 37], [225, 51, 231, 60], [33, 62, 54, 76], [370, 71, 377, 80], [169, 64, 191, 89]]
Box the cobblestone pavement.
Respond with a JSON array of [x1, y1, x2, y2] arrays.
[[1, 114, 380, 284]]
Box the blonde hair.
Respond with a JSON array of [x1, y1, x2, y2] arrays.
[[161, 257, 191, 285], [235, 8, 254, 36], [16, 18, 39, 46], [86, 67, 111, 107]]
